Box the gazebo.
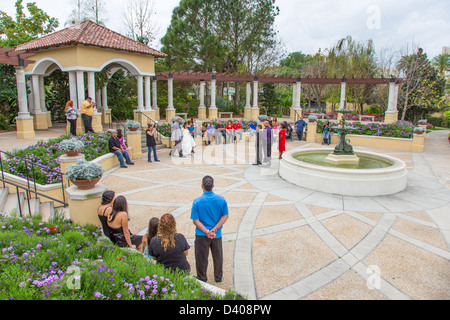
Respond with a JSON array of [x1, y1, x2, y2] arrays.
[[11, 20, 166, 138]]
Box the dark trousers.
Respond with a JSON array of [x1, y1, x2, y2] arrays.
[[68, 119, 77, 135], [81, 114, 94, 133], [263, 141, 272, 162], [170, 139, 183, 157], [194, 236, 223, 282], [297, 130, 304, 141]]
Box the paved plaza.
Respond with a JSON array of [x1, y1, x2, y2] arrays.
[[1, 125, 449, 300]]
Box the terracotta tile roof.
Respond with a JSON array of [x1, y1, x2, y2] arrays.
[[16, 20, 167, 58]]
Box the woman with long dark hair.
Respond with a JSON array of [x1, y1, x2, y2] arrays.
[[142, 217, 159, 259], [148, 213, 190, 272], [107, 196, 143, 251], [97, 190, 115, 239]]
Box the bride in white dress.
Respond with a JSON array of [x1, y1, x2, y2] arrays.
[[181, 122, 196, 155]]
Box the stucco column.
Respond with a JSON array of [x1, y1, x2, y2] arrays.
[[15, 67, 30, 118], [137, 75, 144, 111], [144, 76, 151, 111], [39, 76, 46, 112], [295, 79, 301, 109], [68, 71, 78, 110], [208, 76, 218, 120], [290, 80, 302, 120], [76, 71, 85, 109], [167, 74, 174, 110], [96, 90, 102, 109], [385, 78, 399, 124], [339, 78, 346, 110], [15, 66, 35, 139], [251, 77, 260, 120], [87, 72, 96, 102], [244, 81, 252, 119], [31, 75, 41, 114], [198, 80, 207, 119], [102, 86, 108, 109], [152, 76, 159, 120]]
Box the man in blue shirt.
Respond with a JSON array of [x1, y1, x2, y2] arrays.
[[295, 116, 307, 141], [191, 176, 229, 283], [248, 121, 257, 141]]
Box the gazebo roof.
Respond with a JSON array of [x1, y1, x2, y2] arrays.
[[15, 20, 167, 58]]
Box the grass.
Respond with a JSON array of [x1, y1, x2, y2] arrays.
[[0, 212, 245, 301]]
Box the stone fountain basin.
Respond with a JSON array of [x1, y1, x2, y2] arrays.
[[279, 148, 408, 196]]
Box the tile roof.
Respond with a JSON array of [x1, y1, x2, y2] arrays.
[[16, 20, 167, 58]]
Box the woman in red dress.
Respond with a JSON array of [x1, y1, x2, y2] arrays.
[[278, 123, 287, 159]]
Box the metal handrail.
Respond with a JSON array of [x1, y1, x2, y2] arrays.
[[0, 150, 66, 204], [0, 177, 68, 217]]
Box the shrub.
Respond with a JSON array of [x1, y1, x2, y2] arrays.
[[59, 138, 84, 152], [125, 120, 141, 129], [316, 120, 414, 139], [65, 160, 104, 181]]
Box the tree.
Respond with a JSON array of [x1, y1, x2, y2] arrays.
[[83, 0, 108, 25], [397, 48, 446, 121], [0, 0, 59, 47], [260, 82, 281, 116], [123, 0, 159, 45], [301, 51, 329, 112], [278, 51, 313, 76], [432, 53, 450, 76]]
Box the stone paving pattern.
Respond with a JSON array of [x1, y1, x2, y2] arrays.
[[2, 124, 449, 300]]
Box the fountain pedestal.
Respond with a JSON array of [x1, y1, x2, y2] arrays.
[[325, 153, 360, 165]]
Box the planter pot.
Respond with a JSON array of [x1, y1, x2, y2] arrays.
[[128, 127, 139, 132], [70, 177, 101, 190], [414, 131, 424, 135], [64, 150, 82, 157]]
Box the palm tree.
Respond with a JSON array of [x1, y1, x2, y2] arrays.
[[432, 53, 450, 75]]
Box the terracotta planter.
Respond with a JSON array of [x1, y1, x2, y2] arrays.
[[414, 131, 424, 135], [64, 150, 82, 157], [128, 127, 139, 132], [70, 177, 101, 190]]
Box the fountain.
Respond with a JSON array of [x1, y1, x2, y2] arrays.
[[279, 106, 408, 196]]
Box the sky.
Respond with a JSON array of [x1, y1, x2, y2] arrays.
[[2, 0, 449, 60]]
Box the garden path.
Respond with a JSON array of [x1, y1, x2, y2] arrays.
[[100, 130, 450, 300]]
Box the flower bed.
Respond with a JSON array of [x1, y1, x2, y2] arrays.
[[2, 133, 110, 185], [0, 213, 245, 300], [316, 120, 415, 139]]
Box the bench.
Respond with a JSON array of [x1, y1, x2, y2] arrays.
[[219, 112, 233, 118], [359, 115, 375, 122], [175, 113, 188, 119]]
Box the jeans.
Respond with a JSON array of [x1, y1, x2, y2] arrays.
[[297, 131, 304, 141], [81, 114, 94, 133], [68, 119, 77, 135], [112, 150, 132, 167], [147, 145, 158, 161], [215, 132, 227, 144]]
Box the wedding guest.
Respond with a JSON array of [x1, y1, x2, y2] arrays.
[[225, 121, 233, 143], [169, 117, 183, 157], [253, 124, 263, 165], [108, 130, 134, 168], [206, 121, 215, 145], [65, 100, 78, 136], [116, 129, 131, 161], [191, 176, 229, 283], [146, 123, 160, 162], [142, 217, 159, 260], [148, 213, 191, 273], [278, 123, 287, 159], [231, 120, 242, 143], [272, 117, 279, 142], [107, 196, 143, 251], [248, 121, 257, 142], [214, 120, 226, 144], [322, 120, 331, 145], [182, 122, 196, 155], [295, 116, 307, 141], [263, 121, 272, 163], [80, 96, 95, 133], [97, 190, 115, 239]]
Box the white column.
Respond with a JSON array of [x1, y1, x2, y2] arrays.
[[199, 80, 206, 108], [39, 76, 46, 112], [292, 82, 297, 108], [393, 83, 400, 111], [87, 71, 96, 102], [152, 77, 158, 109], [96, 90, 102, 109], [252, 77, 258, 109], [386, 79, 395, 112], [76, 71, 85, 109], [68, 71, 78, 110], [167, 74, 174, 110], [15, 67, 30, 117], [27, 79, 35, 113], [144, 76, 151, 110], [295, 80, 302, 109], [339, 79, 347, 109], [210, 76, 217, 109], [137, 75, 144, 110], [102, 86, 108, 110], [31, 75, 41, 114], [245, 81, 252, 108]]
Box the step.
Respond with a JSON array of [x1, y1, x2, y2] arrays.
[[3, 192, 25, 216], [39, 202, 55, 222], [0, 187, 9, 212], [21, 198, 40, 217]]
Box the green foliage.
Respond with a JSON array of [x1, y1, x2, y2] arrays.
[[59, 138, 85, 152], [125, 119, 141, 128], [260, 83, 281, 116], [65, 160, 104, 181], [0, 0, 59, 48]]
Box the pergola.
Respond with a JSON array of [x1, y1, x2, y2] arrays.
[[155, 71, 404, 123]]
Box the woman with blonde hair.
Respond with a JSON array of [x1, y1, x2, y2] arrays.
[[148, 213, 190, 272], [65, 100, 78, 135]]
